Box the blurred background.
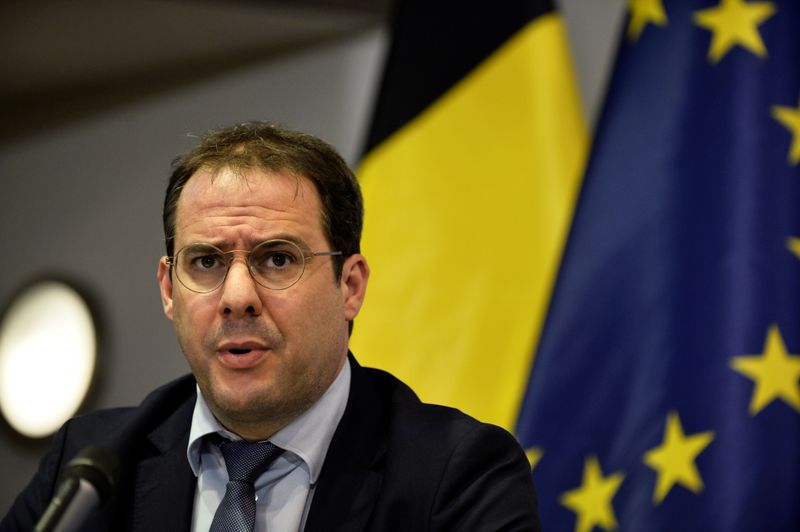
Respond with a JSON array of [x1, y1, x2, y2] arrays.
[[0, 0, 625, 517]]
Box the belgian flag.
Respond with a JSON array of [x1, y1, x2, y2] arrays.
[[352, 0, 587, 430]]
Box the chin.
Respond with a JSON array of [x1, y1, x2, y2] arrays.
[[209, 387, 274, 424], [214, 374, 272, 406]]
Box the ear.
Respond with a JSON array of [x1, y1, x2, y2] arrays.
[[157, 257, 175, 320], [340, 254, 369, 321]]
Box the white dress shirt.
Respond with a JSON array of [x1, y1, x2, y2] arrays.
[[186, 359, 351, 532]]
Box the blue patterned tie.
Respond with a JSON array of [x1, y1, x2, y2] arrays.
[[209, 439, 284, 532]]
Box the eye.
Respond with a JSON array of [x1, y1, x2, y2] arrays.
[[197, 255, 219, 269], [180, 246, 226, 271], [248, 240, 307, 288], [265, 251, 295, 269], [250, 241, 303, 275]]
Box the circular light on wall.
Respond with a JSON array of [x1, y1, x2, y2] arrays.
[[0, 280, 97, 438]]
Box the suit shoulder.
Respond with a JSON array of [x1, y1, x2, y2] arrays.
[[362, 366, 522, 455], [65, 406, 138, 444], [358, 366, 540, 530], [52, 373, 197, 462]]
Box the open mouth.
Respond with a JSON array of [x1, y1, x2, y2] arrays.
[[217, 341, 268, 369]]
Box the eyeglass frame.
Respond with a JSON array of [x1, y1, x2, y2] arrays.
[[165, 238, 343, 293]]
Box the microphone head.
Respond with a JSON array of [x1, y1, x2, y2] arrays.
[[65, 446, 120, 503]]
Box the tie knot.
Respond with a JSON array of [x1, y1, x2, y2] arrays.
[[218, 439, 284, 483]]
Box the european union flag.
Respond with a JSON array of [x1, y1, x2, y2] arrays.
[[516, 0, 800, 530]]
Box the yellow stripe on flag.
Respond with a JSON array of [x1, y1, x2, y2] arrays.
[[353, 13, 588, 430]]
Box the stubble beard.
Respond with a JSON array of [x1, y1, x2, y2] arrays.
[[176, 317, 331, 438]]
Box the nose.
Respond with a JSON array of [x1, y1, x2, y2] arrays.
[[217, 258, 263, 318]]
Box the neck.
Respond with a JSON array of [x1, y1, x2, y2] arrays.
[[213, 404, 307, 442], [220, 417, 292, 442]]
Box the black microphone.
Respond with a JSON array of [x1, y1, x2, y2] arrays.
[[34, 446, 120, 532]]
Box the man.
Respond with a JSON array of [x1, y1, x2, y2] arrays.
[[2, 123, 540, 531]]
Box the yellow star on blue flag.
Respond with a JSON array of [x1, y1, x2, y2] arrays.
[[731, 325, 800, 414], [772, 98, 800, 165], [627, 0, 668, 41], [693, 0, 777, 63], [643, 411, 715, 504]]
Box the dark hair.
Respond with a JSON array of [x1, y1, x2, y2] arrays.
[[163, 122, 363, 279]]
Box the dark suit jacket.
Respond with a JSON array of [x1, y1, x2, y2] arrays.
[[1, 355, 540, 531]]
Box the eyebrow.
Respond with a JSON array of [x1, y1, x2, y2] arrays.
[[185, 233, 308, 251]]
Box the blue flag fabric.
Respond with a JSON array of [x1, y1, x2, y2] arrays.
[[516, 1, 800, 531]]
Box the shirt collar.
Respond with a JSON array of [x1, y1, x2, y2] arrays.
[[187, 357, 351, 484]]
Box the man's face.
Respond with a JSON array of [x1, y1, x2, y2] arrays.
[[157, 166, 368, 439]]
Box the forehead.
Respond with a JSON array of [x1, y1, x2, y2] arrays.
[[174, 165, 324, 245]]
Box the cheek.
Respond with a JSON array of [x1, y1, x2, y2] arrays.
[[275, 289, 344, 347], [172, 293, 217, 342], [306, 292, 347, 350]]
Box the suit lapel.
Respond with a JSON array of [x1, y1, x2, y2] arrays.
[[130, 392, 197, 532], [303, 355, 388, 532]]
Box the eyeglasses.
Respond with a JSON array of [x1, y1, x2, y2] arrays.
[[166, 239, 342, 293]]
